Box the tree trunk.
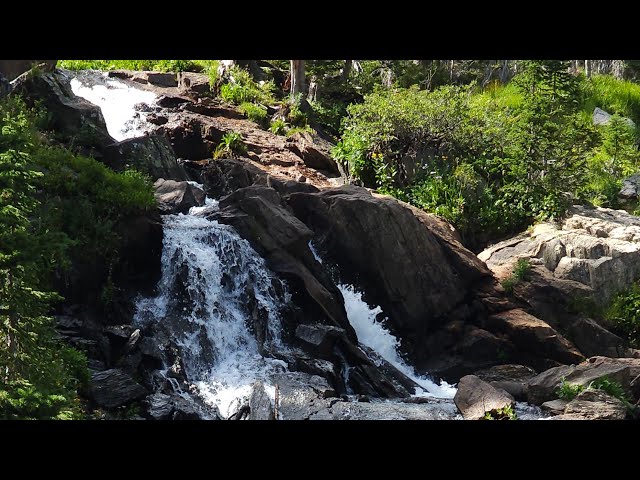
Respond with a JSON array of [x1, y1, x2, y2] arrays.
[[341, 60, 352, 81], [290, 60, 306, 102], [584, 60, 591, 78]]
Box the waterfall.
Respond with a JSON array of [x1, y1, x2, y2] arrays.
[[309, 241, 457, 399], [135, 208, 290, 418], [69, 70, 157, 141]]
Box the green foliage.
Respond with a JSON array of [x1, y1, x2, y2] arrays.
[[513, 258, 532, 281], [219, 66, 276, 106], [270, 119, 288, 136], [501, 258, 532, 294], [589, 376, 630, 403], [287, 100, 309, 127], [239, 102, 268, 126], [501, 276, 517, 294], [0, 97, 152, 419], [581, 115, 639, 207], [605, 282, 640, 347], [482, 404, 517, 420], [213, 131, 247, 159], [583, 74, 640, 124], [337, 61, 602, 246], [58, 59, 218, 73], [556, 379, 585, 400]]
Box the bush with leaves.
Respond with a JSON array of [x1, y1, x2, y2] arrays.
[[0, 97, 154, 419], [605, 282, 640, 348]]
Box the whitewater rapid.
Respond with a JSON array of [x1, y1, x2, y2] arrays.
[[69, 71, 157, 141]]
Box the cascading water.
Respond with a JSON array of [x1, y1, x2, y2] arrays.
[[69, 70, 157, 141], [308, 241, 457, 398], [135, 205, 290, 418], [66, 70, 547, 419]]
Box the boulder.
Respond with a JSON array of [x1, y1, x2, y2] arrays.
[[527, 356, 634, 405], [593, 107, 634, 127], [88, 369, 147, 409], [619, 174, 640, 201], [453, 375, 514, 420], [154, 178, 205, 214], [286, 131, 339, 173], [287, 186, 492, 347], [295, 324, 347, 357], [0, 60, 56, 81], [475, 364, 537, 402], [114, 213, 163, 296], [479, 205, 640, 357], [249, 381, 275, 420], [146, 393, 174, 420], [273, 372, 336, 420], [102, 135, 186, 181], [479, 206, 640, 308], [540, 399, 569, 415], [11, 69, 115, 150], [485, 309, 584, 368], [178, 72, 211, 96], [563, 389, 628, 420], [567, 317, 629, 358]]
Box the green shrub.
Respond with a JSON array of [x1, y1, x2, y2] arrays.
[[239, 102, 268, 125], [483, 404, 517, 420], [0, 97, 152, 419], [589, 376, 630, 403], [219, 66, 276, 106], [605, 282, 640, 347], [213, 131, 247, 159], [513, 258, 532, 281], [270, 119, 288, 136], [556, 379, 585, 400]]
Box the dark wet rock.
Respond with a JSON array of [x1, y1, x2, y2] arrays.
[[273, 372, 336, 420], [475, 364, 536, 402], [249, 381, 275, 420], [115, 213, 163, 297], [453, 375, 514, 420], [214, 185, 354, 337], [568, 317, 629, 358], [294, 324, 347, 357], [146, 393, 174, 420], [102, 135, 186, 181], [0, 60, 56, 81], [107, 70, 177, 87], [563, 389, 628, 420], [11, 69, 114, 150], [287, 186, 492, 345], [484, 309, 584, 369], [154, 178, 205, 214], [88, 369, 147, 409]]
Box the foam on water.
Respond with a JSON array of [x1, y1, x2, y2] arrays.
[[69, 71, 157, 141], [135, 212, 289, 418]]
